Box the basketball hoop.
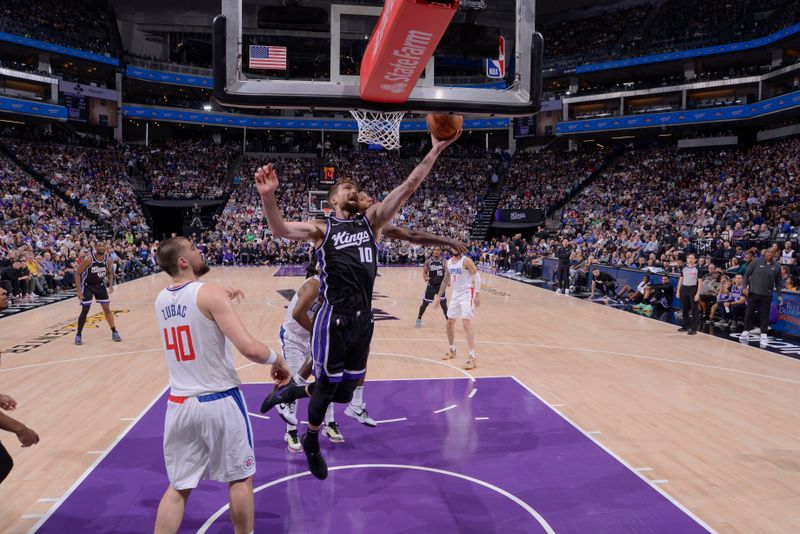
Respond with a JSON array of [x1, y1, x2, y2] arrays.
[[350, 110, 406, 150], [322, 207, 333, 218]]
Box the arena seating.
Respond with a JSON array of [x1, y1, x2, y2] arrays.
[[0, 0, 114, 55], [0, 150, 155, 308]]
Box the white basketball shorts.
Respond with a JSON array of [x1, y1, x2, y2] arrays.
[[447, 290, 475, 320], [163, 388, 255, 490]]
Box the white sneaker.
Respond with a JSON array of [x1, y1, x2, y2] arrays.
[[345, 404, 377, 427], [760, 334, 769, 346], [564, 289, 570, 296], [749, 328, 761, 335], [276, 402, 298, 426], [323, 421, 345, 443], [284, 430, 302, 453], [740, 332, 750, 343], [556, 289, 563, 294]]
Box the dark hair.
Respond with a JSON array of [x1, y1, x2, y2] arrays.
[[157, 237, 189, 276], [327, 178, 358, 201]]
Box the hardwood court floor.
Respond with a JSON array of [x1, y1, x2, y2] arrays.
[[0, 267, 798, 533]]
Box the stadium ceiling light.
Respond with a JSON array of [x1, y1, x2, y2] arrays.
[[611, 135, 635, 140], [659, 133, 673, 137], [203, 104, 213, 111]]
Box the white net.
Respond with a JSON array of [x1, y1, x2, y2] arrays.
[[350, 110, 406, 151]]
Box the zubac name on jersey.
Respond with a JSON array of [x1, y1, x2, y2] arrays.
[[161, 303, 188, 321]]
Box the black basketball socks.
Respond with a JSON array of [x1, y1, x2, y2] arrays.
[[77, 305, 90, 336], [417, 301, 430, 320]]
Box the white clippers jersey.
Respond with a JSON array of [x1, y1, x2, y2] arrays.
[[155, 281, 240, 396], [281, 276, 321, 344], [447, 256, 473, 299]]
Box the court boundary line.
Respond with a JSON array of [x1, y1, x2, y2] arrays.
[[367, 337, 800, 385], [0, 348, 162, 373], [196, 463, 556, 534], [28, 385, 169, 534], [509, 376, 717, 533]]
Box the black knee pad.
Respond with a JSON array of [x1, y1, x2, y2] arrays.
[[308, 377, 338, 426], [332, 380, 358, 404]]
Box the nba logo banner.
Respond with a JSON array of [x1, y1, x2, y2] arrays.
[[486, 36, 505, 79], [486, 59, 503, 79]]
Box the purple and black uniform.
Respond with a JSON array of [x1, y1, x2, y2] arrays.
[[313, 214, 377, 382]]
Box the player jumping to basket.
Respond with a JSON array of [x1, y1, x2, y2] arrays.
[[257, 130, 460, 480]]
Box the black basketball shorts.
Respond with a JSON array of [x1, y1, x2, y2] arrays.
[[312, 303, 374, 382], [423, 282, 446, 303], [81, 284, 110, 305]]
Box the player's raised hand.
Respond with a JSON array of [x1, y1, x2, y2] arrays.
[[225, 287, 245, 303], [254, 163, 279, 196], [0, 394, 17, 411], [430, 129, 462, 152], [270, 355, 292, 386]]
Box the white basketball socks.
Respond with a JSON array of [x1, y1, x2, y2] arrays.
[[350, 385, 364, 408]]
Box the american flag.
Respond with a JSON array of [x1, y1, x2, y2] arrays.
[[249, 45, 287, 70]]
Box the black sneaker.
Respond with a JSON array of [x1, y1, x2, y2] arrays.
[[688, 330, 697, 336], [302, 433, 328, 480], [260, 378, 296, 414], [677, 327, 689, 332]]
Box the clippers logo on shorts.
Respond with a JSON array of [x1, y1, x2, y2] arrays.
[[242, 455, 255, 471]]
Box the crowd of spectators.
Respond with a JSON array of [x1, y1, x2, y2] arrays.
[[0, 0, 114, 55], [0, 151, 156, 308], [500, 148, 608, 214], [480, 137, 800, 328], [129, 140, 240, 199], [197, 150, 498, 266], [195, 156, 317, 266], [542, 0, 798, 70], [541, 4, 653, 69], [2, 139, 149, 236]]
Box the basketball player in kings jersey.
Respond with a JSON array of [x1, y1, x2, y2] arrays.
[[153, 237, 290, 534], [256, 130, 460, 479]]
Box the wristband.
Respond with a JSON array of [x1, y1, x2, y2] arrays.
[[266, 349, 278, 365]]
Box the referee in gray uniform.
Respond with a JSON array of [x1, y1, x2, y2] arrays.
[[741, 248, 783, 344], [677, 253, 702, 335]]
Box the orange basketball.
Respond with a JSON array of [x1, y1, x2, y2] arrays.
[[426, 113, 463, 141]]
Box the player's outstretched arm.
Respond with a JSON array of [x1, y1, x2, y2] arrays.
[[198, 284, 291, 384], [382, 224, 468, 254], [255, 163, 325, 243], [366, 132, 461, 229]]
